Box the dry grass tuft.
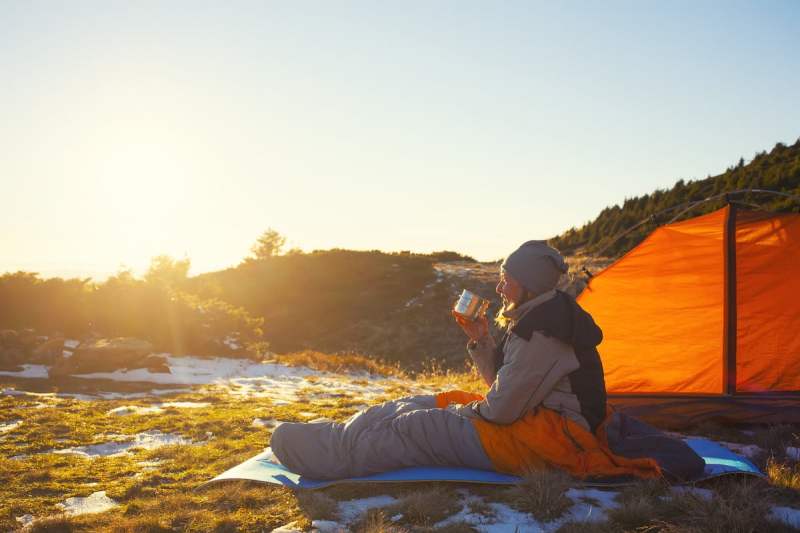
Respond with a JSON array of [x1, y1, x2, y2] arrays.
[[384, 487, 462, 527], [753, 424, 799, 459], [766, 457, 800, 491], [502, 468, 573, 522], [415, 360, 485, 395], [608, 478, 670, 531], [272, 350, 406, 378], [665, 479, 772, 533], [295, 490, 339, 520], [109, 516, 173, 532], [466, 497, 495, 518], [611, 477, 787, 533], [28, 514, 75, 533], [351, 509, 409, 533]]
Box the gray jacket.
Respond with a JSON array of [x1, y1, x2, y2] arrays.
[[451, 290, 592, 431]]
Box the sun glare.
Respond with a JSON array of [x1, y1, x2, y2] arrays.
[[92, 141, 191, 258]]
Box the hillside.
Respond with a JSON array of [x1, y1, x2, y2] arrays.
[[551, 138, 800, 258], [189, 252, 502, 371]]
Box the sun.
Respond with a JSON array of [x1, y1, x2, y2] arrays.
[[92, 141, 190, 255]]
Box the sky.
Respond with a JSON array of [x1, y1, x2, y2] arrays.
[[2, 1, 799, 280]]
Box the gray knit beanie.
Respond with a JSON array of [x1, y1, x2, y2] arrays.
[[501, 240, 568, 295]]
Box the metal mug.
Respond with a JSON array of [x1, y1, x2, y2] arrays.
[[453, 289, 490, 320]]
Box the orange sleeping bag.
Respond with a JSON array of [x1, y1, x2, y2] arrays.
[[436, 390, 660, 479]]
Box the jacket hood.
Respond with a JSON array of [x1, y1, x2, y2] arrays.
[[511, 290, 603, 348], [569, 296, 604, 348]]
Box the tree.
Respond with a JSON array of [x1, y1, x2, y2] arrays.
[[250, 228, 286, 260], [145, 255, 190, 288]]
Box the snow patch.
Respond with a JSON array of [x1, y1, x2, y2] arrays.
[[75, 355, 318, 385], [96, 388, 191, 400], [50, 431, 192, 457], [271, 521, 304, 533], [135, 459, 164, 470], [162, 401, 210, 408], [719, 441, 762, 458], [0, 364, 49, 379], [670, 486, 714, 501], [70, 354, 392, 402], [478, 502, 542, 531], [1, 386, 190, 403], [562, 488, 619, 523], [271, 399, 292, 405], [223, 336, 241, 350], [769, 506, 800, 529], [57, 490, 118, 516], [15, 514, 34, 527], [107, 405, 164, 416], [0, 419, 22, 433], [107, 401, 210, 416], [337, 495, 398, 524], [310, 520, 342, 532], [252, 418, 284, 428], [434, 488, 620, 531], [64, 339, 81, 349]]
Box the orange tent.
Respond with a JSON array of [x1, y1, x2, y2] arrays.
[[577, 204, 800, 426]]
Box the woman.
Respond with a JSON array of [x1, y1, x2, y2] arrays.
[[269, 242, 663, 480], [449, 240, 607, 434]]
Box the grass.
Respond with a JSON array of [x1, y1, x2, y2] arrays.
[[2, 354, 799, 532], [270, 350, 407, 379], [500, 469, 574, 522], [382, 487, 462, 527], [350, 509, 408, 533]]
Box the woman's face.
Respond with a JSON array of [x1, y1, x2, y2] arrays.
[[496, 269, 524, 307]]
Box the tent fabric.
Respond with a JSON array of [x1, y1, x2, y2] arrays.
[[735, 210, 800, 392], [576, 205, 800, 422], [605, 395, 800, 429]]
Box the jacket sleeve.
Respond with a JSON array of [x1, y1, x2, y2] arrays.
[[467, 335, 500, 387], [453, 331, 579, 425]]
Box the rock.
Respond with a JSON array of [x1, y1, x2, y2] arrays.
[[1, 329, 63, 366], [0, 347, 26, 370], [142, 355, 171, 374], [0, 329, 20, 347], [30, 337, 65, 365], [50, 337, 161, 377], [0, 330, 27, 368], [17, 329, 39, 350]]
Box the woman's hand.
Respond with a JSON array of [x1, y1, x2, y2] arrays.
[[452, 310, 489, 341]]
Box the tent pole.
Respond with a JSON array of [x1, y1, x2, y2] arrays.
[[723, 202, 738, 395]]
